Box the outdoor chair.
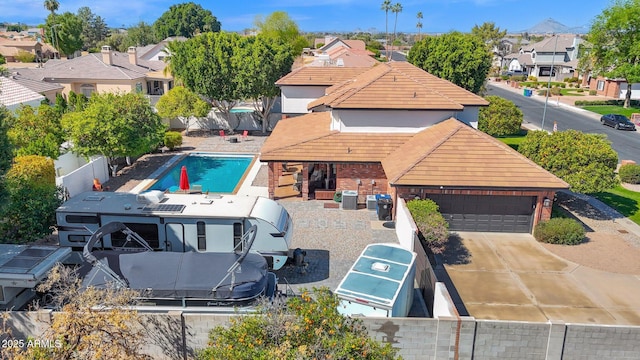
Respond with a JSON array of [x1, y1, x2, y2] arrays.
[[241, 130, 249, 141], [219, 130, 226, 141]]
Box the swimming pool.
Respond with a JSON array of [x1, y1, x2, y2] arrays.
[[230, 108, 255, 113], [147, 153, 255, 193]]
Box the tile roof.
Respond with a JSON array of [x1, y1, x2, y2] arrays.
[[260, 112, 413, 162], [16, 51, 167, 81], [308, 62, 488, 110], [309, 47, 378, 67], [275, 66, 371, 86], [8, 73, 63, 93], [0, 77, 45, 107], [382, 118, 569, 189], [522, 34, 577, 53]]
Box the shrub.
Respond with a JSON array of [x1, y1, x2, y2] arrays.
[[534, 218, 585, 245], [528, 76, 538, 82], [589, 90, 597, 95], [15, 50, 35, 63], [559, 83, 566, 88], [0, 54, 5, 65], [0, 155, 61, 243], [500, 75, 510, 81], [577, 88, 584, 93], [163, 131, 183, 150], [619, 163, 640, 184], [407, 199, 449, 254], [198, 288, 399, 359], [550, 87, 562, 96], [333, 191, 342, 203], [478, 95, 523, 136], [537, 89, 548, 96]]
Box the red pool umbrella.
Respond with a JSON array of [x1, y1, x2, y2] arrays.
[[179, 166, 190, 191]]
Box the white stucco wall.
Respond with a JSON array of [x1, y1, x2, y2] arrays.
[[280, 85, 327, 114], [331, 108, 479, 132]]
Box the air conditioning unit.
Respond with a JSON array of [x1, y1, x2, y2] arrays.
[[342, 190, 358, 210]]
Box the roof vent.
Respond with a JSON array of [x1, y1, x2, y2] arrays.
[[136, 190, 165, 204], [371, 262, 390, 272]]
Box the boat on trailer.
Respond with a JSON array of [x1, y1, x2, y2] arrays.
[[79, 222, 277, 308]]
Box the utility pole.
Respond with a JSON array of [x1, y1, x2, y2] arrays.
[[541, 34, 559, 131]]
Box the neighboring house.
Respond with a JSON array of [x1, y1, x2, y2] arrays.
[[0, 76, 45, 111], [506, 34, 582, 81], [136, 36, 186, 62], [0, 38, 57, 62], [7, 72, 64, 103], [14, 45, 173, 98], [589, 76, 640, 100], [309, 46, 379, 68], [261, 62, 569, 233], [276, 66, 371, 115]]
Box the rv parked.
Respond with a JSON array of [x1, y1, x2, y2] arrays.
[[56, 191, 293, 270], [335, 243, 416, 318]]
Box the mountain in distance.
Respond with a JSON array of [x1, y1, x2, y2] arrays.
[[517, 18, 589, 34]]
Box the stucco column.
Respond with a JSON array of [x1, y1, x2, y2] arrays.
[[267, 162, 275, 199], [302, 164, 309, 201]]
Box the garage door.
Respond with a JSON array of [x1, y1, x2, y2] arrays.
[[426, 194, 535, 233]]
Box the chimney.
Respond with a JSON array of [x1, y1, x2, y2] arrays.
[[101, 45, 112, 65], [127, 46, 137, 66]]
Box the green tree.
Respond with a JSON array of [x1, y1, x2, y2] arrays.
[[381, 0, 392, 59], [0, 54, 6, 65], [254, 11, 308, 56], [0, 107, 14, 203], [7, 104, 64, 159], [587, 0, 640, 108], [127, 21, 158, 47], [156, 86, 210, 134], [98, 31, 129, 52], [198, 288, 398, 360], [45, 12, 84, 56], [408, 31, 492, 94], [238, 35, 295, 133], [391, 3, 403, 50], [153, 2, 221, 39], [471, 21, 507, 52], [167, 32, 246, 124], [14, 50, 35, 63], [77, 7, 109, 51], [61, 92, 165, 177], [478, 95, 523, 136], [416, 11, 423, 41], [0, 155, 61, 243], [518, 130, 618, 193]]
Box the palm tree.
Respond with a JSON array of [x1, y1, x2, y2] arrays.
[[416, 11, 423, 41], [391, 3, 403, 53], [381, 0, 392, 60], [43, 0, 59, 15]]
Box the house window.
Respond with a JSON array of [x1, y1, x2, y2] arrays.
[[80, 84, 95, 97], [539, 67, 556, 77], [597, 80, 605, 91]]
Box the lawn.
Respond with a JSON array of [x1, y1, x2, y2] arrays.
[[496, 133, 527, 151], [590, 185, 640, 225], [581, 105, 640, 118]]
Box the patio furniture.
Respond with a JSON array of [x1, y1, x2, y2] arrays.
[[219, 130, 226, 141], [242, 130, 249, 141]]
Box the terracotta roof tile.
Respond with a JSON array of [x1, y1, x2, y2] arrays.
[[275, 66, 371, 86], [260, 113, 412, 162], [382, 118, 569, 189], [308, 62, 488, 110]]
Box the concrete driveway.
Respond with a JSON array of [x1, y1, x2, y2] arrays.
[[442, 232, 640, 325]]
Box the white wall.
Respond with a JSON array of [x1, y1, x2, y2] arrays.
[[432, 282, 458, 318], [56, 156, 108, 198], [395, 198, 418, 251], [333, 109, 454, 133], [6, 98, 44, 112], [455, 106, 481, 128], [280, 86, 327, 114]]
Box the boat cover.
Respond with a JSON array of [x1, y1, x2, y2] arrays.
[[82, 251, 269, 301]]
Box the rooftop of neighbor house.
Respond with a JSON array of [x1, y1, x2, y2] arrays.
[[308, 62, 489, 110]]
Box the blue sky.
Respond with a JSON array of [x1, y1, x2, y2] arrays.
[[2, 0, 609, 33]]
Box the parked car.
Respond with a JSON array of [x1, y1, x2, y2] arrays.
[[600, 114, 637, 131]]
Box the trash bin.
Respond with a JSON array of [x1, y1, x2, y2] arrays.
[[377, 198, 393, 221], [375, 194, 392, 213], [342, 190, 358, 210]]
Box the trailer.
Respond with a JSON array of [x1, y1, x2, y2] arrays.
[[56, 191, 293, 270], [0, 244, 71, 310], [335, 243, 416, 318]]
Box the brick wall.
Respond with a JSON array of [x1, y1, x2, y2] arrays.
[[335, 162, 389, 203]]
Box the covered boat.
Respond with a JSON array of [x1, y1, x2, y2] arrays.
[[80, 222, 276, 307]]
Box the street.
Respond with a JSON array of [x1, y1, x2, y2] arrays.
[[486, 83, 640, 164]]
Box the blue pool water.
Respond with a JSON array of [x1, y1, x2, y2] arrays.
[[148, 154, 254, 193], [230, 108, 254, 113]]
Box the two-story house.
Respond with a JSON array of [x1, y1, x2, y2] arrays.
[[261, 62, 569, 233], [504, 34, 582, 81]]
